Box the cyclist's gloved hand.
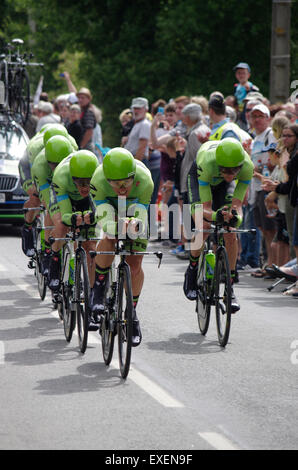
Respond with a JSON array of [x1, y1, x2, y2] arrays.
[[228, 209, 242, 228], [83, 210, 95, 225], [215, 208, 225, 225], [71, 211, 83, 227]]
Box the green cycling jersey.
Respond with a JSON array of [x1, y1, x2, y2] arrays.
[[89, 160, 154, 236], [196, 140, 254, 204]]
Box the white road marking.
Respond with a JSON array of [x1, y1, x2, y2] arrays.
[[198, 432, 239, 450], [0, 341, 4, 365]]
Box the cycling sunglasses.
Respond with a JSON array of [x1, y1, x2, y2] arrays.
[[107, 177, 134, 189], [219, 165, 243, 175], [72, 177, 92, 187]]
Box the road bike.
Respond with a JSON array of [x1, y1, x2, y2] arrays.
[[49, 225, 95, 354], [90, 240, 163, 379], [0, 38, 43, 124], [195, 224, 256, 347], [24, 206, 51, 300]]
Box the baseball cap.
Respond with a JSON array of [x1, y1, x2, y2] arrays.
[[251, 104, 270, 117], [233, 62, 251, 73], [131, 97, 149, 109], [243, 91, 264, 102], [262, 142, 278, 153], [68, 92, 79, 104]]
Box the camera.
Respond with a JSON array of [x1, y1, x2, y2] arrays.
[[158, 122, 164, 128]]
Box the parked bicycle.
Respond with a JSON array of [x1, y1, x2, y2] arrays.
[[0, 38, 43, 124], [90, 240, 163, 379], [195, 224, 256, 347]]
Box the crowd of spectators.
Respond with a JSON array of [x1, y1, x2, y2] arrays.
[[24, 63, 298, 296]]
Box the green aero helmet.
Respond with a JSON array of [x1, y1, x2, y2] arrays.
[[103, 147, 136, 180], [45, 135, 73, 164], [215, 138, 245, 167], [39, 123, 59, 134], [69, 150, 99, 178], [43, 124, 68, 146]]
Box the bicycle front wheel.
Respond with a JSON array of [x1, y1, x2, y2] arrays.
[[196, 250, 211, 336], [214, 246, 232, 347], [61, 246, 75, 342], [75, 249, 90, 354], [34, 219, 47, 301], [117, 264, 133, 379], [101, 268, 116, 365]]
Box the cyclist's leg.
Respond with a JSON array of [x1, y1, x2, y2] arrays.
[[90, 236, 115, 318], [184, 163, 208, 300], [21, 184, 40, 257], [47, 212, 68, 291], [124, 238, 148, 347]]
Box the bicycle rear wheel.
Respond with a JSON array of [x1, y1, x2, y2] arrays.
[[117, 264, 133, 379], [101, 267, 116, 365], [34, 219, 47, 301], [214, 246, 232, 347], [75, 249, 90, 354], [196, 250, 211, 335]]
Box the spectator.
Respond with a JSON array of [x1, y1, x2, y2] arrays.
[[191, 96, 209, 124], [66, 104, 83, 148], [35, 101, 62, 132], [263, 123, 298, 259], [62, 72, 97, 151], [180, 103, 210, 207], [55, 95, 70, 126], [294, 97, 298, 123], [208, 94, 242, 141], [238, 92, 264, 131], [233, 62, 259, 112], [76, 87, 97, 152], [249, 103, 277, 276], [124, 97, 151, 166], [261, 143, 290, 267], [119, 108, 134, 147]]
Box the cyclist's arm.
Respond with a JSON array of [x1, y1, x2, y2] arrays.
[[50, 182, 74, 226]]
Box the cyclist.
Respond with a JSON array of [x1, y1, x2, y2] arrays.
[[31, 135, 75, 274], [19, 124, 77, 257], [89, 147, 154, 347], [48, 150, 99, 295], [184, 138, 254, 312]]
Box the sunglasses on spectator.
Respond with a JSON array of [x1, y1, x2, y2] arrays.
[[107, 177, 134, 189], [219, 165, 242, 175], [72, 177, 91, 187]]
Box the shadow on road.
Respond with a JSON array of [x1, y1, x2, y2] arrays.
[[146, 332, 225, 356]]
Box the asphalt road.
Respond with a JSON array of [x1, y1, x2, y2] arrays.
[[0, 224, 298, 451]]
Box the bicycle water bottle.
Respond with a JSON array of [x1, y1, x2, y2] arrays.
[[205, 250, 215, 279], [262, 164, 270, 178], [69, 256, 75, 285]]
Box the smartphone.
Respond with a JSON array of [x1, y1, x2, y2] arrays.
[[59, 73, 65, 77], [157, 106, 164, 114]]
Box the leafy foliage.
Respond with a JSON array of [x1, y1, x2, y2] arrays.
[[1, 0, 297, 146]]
